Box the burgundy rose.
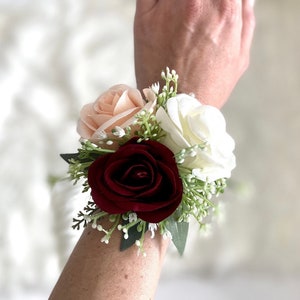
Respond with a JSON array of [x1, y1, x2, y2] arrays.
[[88, 137, 183, 223]]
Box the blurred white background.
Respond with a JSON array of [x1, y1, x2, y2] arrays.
[[0, 0, 299, 299]]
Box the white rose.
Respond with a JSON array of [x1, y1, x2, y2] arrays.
[[156, 94, 236, 182]]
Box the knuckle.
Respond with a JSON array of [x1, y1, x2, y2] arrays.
[[218, 2, 240, 25], [243, 4, 256, 28], [247, 12, 256, 30], [183, 0, 203, 21]]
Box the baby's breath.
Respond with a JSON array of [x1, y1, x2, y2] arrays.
[[175, 143, 207, 165], [177, 172, 227, 227], [134, 110, 164, 141], [157, 67, 178, 108]]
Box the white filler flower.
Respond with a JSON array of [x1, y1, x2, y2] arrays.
[[156, 94, 236, 182]]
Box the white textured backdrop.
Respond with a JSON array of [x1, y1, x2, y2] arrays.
[[0, 0, 300, 299]]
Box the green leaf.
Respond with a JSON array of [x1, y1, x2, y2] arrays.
[[60, 153, 80, 164], [120, 221, 143, 252], [166, 217, 189, 256]]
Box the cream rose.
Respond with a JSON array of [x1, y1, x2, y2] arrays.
[[77, 84, 155, 145], [156, 94, 236, 182]]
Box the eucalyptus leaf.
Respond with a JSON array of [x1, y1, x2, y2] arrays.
[[120, 221, 143, 252], [166, 217, 189, 256], [60, 153, 80, 164]]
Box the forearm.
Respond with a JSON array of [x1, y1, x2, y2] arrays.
[[49, 224, 169, 300]]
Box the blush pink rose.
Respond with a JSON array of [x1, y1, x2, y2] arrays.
[[77, 84, 155, 145]]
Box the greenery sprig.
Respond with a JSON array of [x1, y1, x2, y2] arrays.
[[157, 68, 179, 108], [61, 141, 115, 192]]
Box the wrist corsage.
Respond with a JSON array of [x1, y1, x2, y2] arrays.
[[61, 68, 236, 255]]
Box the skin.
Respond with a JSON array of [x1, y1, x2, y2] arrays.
[[134, 0, 256, 108], [49, 221, 169, 300], [50, 1, 255, 299]]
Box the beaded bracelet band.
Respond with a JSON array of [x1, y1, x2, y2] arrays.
[[61, 68, 236, 255]]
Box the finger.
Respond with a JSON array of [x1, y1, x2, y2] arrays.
[[241, 0, 256, 53], [135, 0, 158, 15]]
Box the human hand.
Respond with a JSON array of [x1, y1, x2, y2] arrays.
[[134, 0, 255, 108]]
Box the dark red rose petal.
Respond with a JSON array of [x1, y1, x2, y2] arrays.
[[88, 137, 183, 222]]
